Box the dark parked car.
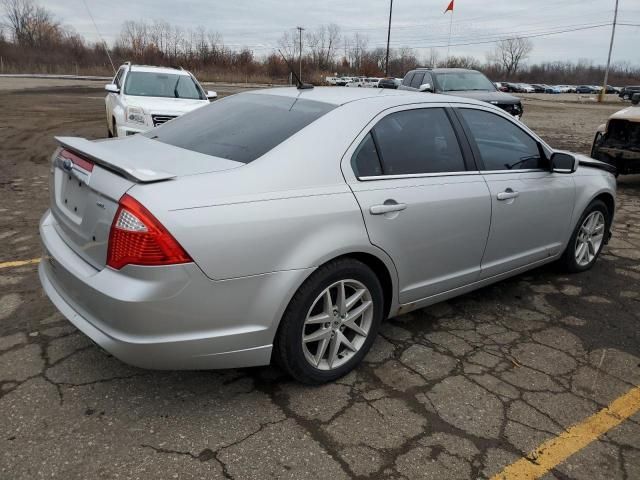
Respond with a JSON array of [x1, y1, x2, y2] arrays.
[[576, 85, 598, 94], [619, 86, 640, 100], [399, 68, 523, 118], [531, 84, 547, 93], [378, 77, 400, 89]]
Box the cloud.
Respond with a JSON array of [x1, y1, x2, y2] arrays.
[[48, 0, 639, 64]]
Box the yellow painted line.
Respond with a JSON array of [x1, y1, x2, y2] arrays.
[[492, 385, 640, 480], [0, 258, 41, 269]]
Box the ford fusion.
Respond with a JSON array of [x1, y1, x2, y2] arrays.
[[40, 87, 616, 384]]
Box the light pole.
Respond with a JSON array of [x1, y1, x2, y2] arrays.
[[385, 0, 394, 76], [599, 0, 619, 103], [296, 26, 305, 82]]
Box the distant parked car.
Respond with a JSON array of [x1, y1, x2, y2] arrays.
[[544, 85, 561, 94], [378, 77, 400, 89], [494, 82, 508, 92], [104, 63, 216, 138], [399, 68, 523, 118], [591, 93, 640, 174], [576, 85, 597, 94], [516, 83, 535, 93], [555, 85, 574, 93], [502, 82, 520, 93], [531, 84, 547, 93], [363, 77, 381, 88], [619, 86, 640, 100], [325, 76, 338, 85], [346, 77, 366, 87]]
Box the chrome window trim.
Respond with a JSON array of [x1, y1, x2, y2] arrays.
[[358, 171, 481, 181], [479, 169, 550, 175]]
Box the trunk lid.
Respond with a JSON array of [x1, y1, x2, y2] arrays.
[[49, 136, 243, 269]]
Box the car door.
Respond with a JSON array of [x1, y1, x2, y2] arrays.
[[343, 104, 492, 304], [455, 106, 575, 278]]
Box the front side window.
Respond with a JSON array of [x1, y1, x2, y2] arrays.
[[410, 72, 425, 89], [402, 72, 415, 86], [458, 109, 545, 171], [114, 67, 125, 88], [352, 108, 466, 177], [124, 72, 205, 100], [147, 93, 335, 164]]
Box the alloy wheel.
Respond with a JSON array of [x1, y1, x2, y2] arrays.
[[575, 211, 605, 267], [301, 279, 373, 370]]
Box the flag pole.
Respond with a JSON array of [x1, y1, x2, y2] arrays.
[[446, 8, 454, 67]]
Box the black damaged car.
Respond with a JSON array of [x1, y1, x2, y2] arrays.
[[398, 68, 524, 118]]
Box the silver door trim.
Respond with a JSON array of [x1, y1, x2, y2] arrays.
[[359, 171, 480, 181]]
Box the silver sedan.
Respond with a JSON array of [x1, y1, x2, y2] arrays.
[[39, 87, 616, 383]]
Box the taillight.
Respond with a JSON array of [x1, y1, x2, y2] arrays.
[[107, 194, 192, 270]]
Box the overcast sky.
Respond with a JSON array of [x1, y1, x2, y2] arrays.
[[46, 0, 639, 65]]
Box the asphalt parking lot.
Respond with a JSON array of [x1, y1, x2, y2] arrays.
[[0, 80, 638, 479]]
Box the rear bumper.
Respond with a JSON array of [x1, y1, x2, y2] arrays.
[[39, 210, 312, 370]]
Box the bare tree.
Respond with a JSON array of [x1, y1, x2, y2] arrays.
[[489, 37, 533, 77], [325, 24, 340, 68], [2, 0, 60, 47]]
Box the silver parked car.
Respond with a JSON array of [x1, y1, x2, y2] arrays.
[[40, 87, 616, 384]]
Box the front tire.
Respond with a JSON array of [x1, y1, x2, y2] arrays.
[[274, 258, 384, 384], [560, 199, 610, 273]]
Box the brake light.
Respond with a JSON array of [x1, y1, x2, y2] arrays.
[[107, 194, 192, 270]]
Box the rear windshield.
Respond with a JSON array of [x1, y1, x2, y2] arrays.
[[124, 72, 205, 100], [145, 93, 335, 163]]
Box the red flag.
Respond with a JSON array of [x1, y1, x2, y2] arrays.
[[444, 0, 454, 13]]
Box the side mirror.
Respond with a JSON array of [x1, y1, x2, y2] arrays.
[[206, 90, 217, 100], [550, 152, 577, 173], [632, 93, 640, 105], [105, 83, 119, 93], [418, 83, 433, 93]]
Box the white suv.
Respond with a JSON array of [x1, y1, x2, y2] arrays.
[[104, 63, 216, 137]]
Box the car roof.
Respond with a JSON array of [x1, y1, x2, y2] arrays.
[[412, 68, 478, 74], [245, 86, 488, 108], [127, 64, 191, 76]]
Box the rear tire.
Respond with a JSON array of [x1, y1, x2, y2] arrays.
[[274, 258, 384, 384], [560, 199, 610, 273]]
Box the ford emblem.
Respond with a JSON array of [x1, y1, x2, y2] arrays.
[[62, 158, 73, 171]]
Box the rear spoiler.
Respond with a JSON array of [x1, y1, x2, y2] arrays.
[[55, 136, 176, 183]]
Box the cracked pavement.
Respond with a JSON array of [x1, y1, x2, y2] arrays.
[[0, 82, 639, 479]]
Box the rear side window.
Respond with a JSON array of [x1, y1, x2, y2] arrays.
[[352, 108, 466, 177], [146, 94, 335, 164], [402, 72, 415, 86], [352, 133, 382, 177], [410, 72, 425, 89]]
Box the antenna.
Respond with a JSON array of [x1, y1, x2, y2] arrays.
[[277, 49, 313, 90], [82, 0, 116, 74]]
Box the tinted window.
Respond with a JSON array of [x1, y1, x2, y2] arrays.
[[402, 72, 415, 86], [458, 109, 545, 171], [372, 108, 466, 175], [410, 72, 425, 89], [352, 133, 382, 177], [147, 94, 336, 164], [124, 72, 205, 99]]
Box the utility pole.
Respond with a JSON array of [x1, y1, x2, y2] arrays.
[[296, 26, 305, 82], [385, 0, 394, 76], [599, 0, 619, 103]]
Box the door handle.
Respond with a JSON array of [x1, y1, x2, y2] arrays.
[[497, 189, 520, 201], [370, 202, 407, 215]]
